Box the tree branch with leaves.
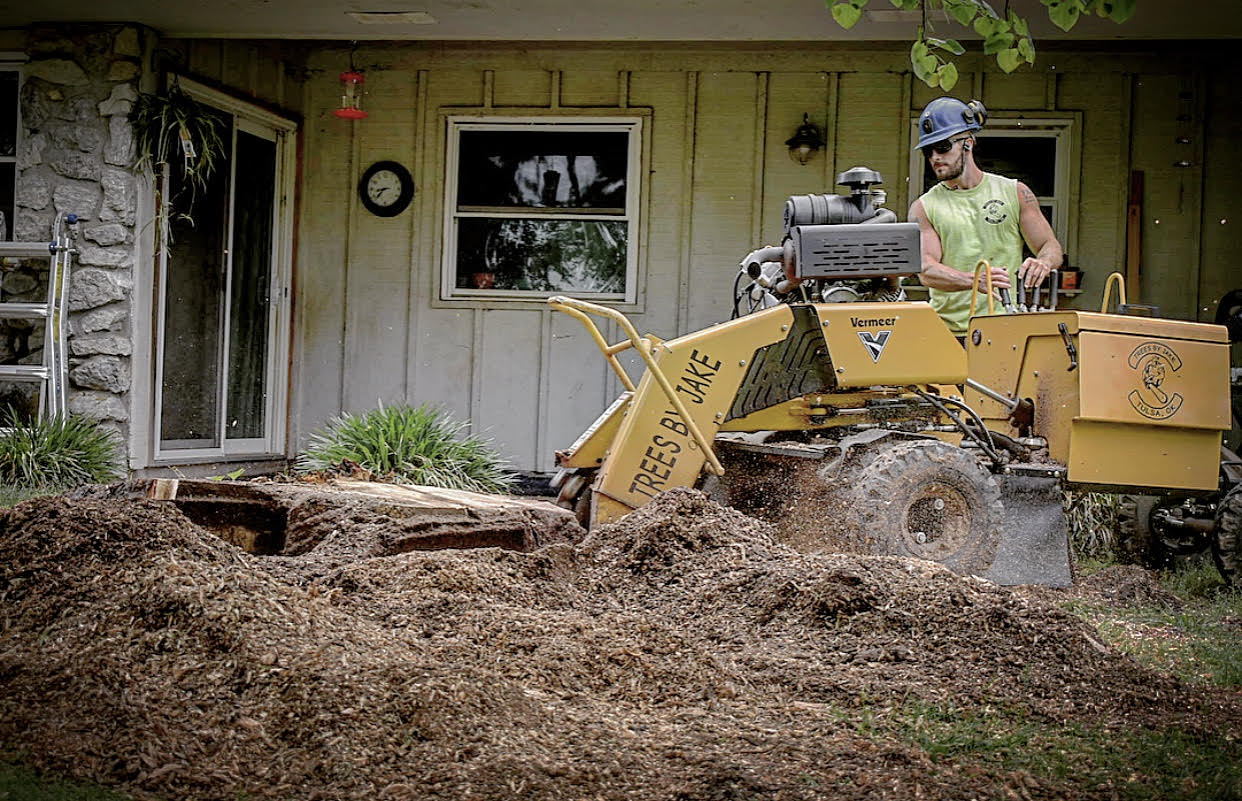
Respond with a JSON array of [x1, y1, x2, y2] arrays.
[[828, 0, 1137, 90]]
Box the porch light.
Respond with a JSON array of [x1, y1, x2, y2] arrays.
[[786, 114, 826, 166]]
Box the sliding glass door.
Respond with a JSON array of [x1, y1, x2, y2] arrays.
[[154, 82, 294, 461]]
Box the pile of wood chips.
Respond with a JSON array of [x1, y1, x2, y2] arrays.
[[0, 487, 1237, 800]]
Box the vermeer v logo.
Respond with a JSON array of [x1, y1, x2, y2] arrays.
[[857, 330, 891, 363]]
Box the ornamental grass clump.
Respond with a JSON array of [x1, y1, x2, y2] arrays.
[[0, 410, 125, 494], [296, 404, 513, 494]]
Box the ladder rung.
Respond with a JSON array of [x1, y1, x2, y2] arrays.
[[0, 365, 50, 380], [0, 242, 56, 259], [0, 302, 51, 319]]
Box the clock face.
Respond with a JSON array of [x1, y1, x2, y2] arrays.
[[358, 161, 414, 217], [367, 170, 402, 204]]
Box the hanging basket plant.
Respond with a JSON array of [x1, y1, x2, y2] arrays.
[[129, 79, 227, 242]]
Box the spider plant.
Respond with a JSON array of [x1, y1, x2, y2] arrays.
[[129, 79, 226, 243]]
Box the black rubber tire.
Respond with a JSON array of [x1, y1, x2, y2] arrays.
[[1211, 484, 1242, 587], [1116, 494, 1167, 568], [555, 470, 595, 531], [847, 440, 1002, 577]]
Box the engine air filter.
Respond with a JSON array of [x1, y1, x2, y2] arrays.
[[791, 221, 920, 281]]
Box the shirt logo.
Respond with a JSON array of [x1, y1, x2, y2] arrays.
[[1126, 342, 1184, 420], [857, 330, 892, 363], [982, 198, 1008, 224]]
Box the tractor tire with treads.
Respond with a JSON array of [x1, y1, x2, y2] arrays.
[[846, 440, 1003, 577], [1212, 484, 1242, 586], [1115, 495, 1167, 569]]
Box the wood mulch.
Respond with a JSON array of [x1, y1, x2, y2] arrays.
[[1, 487, 1238, 800]]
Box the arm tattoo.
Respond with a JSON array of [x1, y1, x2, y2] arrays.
[[1019, 186, 1037, 205]]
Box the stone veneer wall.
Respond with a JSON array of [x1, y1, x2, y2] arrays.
[[15, 24, 154, 455]]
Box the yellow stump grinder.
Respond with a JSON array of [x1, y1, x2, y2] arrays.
[[549, 167, 1237, 587]]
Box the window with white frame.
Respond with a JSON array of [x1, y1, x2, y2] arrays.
[[0, 66, 18, 241], [442, 116, 642, 302], [909, 115, 1077, 257]]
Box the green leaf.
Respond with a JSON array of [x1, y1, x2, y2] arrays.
[[1017, 36, 1036, 63], [1046, 0, 1081, 30], [997, 47, 1023, 73], [927, 36, 967, 55], [1102, 0, 1136, 22], [937, 61, 960, 91], [891, 0, 921, 8], [983, 32, 1015, 54], [973, 14, 1007, 36], [911, 40, 937, 83], [831, 1, 864, 29], [1008, 10, 1030, 35], [945, 0, 977, 25]]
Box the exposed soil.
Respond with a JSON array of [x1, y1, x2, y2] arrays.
[[0, 486, 1238, 800]]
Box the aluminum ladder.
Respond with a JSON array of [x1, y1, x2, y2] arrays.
[[0, 213, 79, 420]]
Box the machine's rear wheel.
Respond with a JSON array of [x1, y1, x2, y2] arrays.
[[1212, 484, 1242, 587], [846, 440, 1002, 576], [1116, 495, 1167, 568]]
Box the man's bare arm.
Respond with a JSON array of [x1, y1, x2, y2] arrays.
[[909, 198, 1010, 291], [1015, 181, 1064, 288]]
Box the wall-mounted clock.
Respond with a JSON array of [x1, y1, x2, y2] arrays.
[[358, 160, 414, 217]]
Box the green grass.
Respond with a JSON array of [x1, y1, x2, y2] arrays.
[[881, 701, 1242, 801], [295, 403, 513, 493], [1064, 561, 1242, 689], [0, 485, 67, 508], [0, 758, 134, 801]]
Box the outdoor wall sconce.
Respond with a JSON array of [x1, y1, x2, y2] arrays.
[[333, 43, 369, 119], [785, 114, 826, 166]]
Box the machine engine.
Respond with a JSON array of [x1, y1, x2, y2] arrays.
[[734, 166, 912, 316]]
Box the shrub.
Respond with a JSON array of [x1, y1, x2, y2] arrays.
[[1065, 491, 1120, 558], [296, 404, 513, 493], [0, 410, 124, 492]]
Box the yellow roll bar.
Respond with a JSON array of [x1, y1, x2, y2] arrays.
[[968, 259, 999, 318], [548, 295, 724, 476], [1100, 271, 1127, 314]]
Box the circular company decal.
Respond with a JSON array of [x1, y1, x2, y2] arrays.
[[982, 198, 1009, 225], [1126, 342, 1184, 420]]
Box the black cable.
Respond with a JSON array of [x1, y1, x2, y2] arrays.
[[913, 388, 1003, 466], [731, 270, 745, 319]]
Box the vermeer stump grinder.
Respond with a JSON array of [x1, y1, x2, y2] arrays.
[[549, 167, 1238, 587]]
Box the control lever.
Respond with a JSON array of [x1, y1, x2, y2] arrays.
[[1058, 322, 1078, 372], [997, 287, 1018, 314]]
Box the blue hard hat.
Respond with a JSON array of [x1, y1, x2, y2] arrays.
[[915, 96, 988, 150]]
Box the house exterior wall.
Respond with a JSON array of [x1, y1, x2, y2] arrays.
[[287, 41, 1240, 474], [10, 24, 156, 455], [10, 30, 1240, 475], [7, 28, 304, 470]]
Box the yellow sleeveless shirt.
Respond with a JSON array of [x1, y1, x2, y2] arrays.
[[919, 172, 1023, 335]]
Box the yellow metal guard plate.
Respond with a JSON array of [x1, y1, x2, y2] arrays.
[[1077, 331, 1230, 430], [817, 302, 967, 386]]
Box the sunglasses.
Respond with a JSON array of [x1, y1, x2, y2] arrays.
[[922, 135, 970, 159]]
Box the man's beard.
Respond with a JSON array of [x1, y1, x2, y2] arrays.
[[935, 150, 965, 182]]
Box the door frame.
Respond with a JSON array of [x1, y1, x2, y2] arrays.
[[143, 76, 297, 466]]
